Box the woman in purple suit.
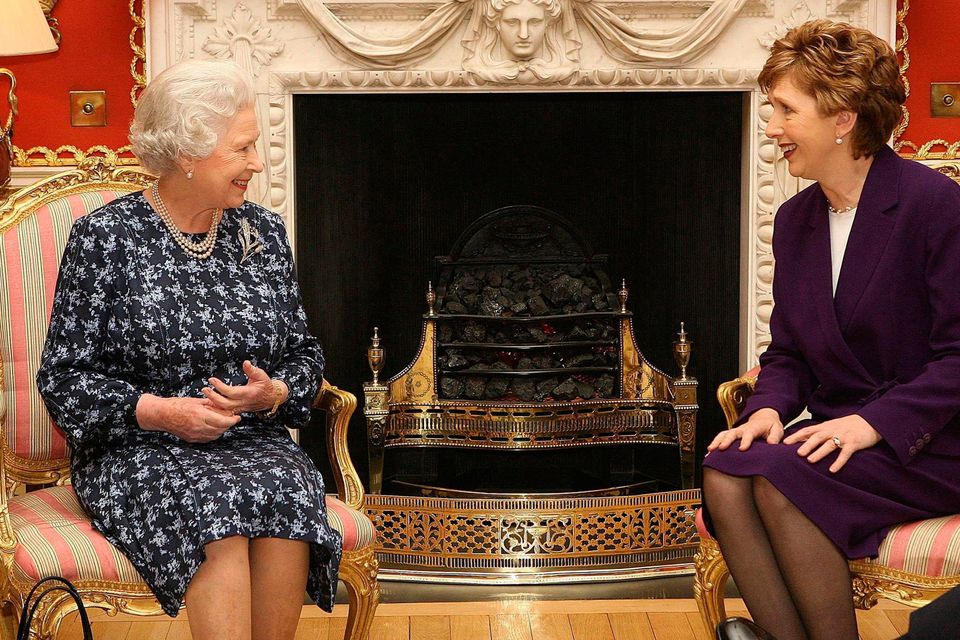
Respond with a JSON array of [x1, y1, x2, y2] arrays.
[[703, 19, 960, 640]]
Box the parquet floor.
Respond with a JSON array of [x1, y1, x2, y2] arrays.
[[52, 599, 911, 640]]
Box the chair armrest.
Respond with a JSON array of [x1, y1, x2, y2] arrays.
[[313, 379, 365, 510], [716, 373, 758, 429]]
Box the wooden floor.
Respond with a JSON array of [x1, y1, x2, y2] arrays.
[[51, 599, 911, 640]]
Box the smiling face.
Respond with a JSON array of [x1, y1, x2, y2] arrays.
[[188, 106, 263, 210], [497, 0, 547, 60], [764, 73, 848, 182]]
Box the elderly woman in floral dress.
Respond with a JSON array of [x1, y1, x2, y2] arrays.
[[37, 59, 340, 640]]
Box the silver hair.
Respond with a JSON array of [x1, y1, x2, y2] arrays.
[[129, 59, 256, 175]]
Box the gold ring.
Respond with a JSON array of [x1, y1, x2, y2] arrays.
[[832, 436, 842, 448]]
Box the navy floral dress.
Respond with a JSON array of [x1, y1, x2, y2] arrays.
[[36, 192, 342, 616]]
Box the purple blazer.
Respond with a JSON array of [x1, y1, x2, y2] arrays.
[[741, 146, 960, 465]]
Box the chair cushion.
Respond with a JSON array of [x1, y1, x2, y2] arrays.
[[9, 486, 143, 584], [0, 190, 129, 463], [8, 485, 375, 584], [869, 515, 960, 577], [695, 508, 960, 578], [327, 496, 377, 550]]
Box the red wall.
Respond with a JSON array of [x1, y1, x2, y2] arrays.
[[0, 1, 956, 164], [1, 1, 139, 161], [897, 0, 960, 153]]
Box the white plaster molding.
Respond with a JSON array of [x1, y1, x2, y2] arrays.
[[758, 1, 814, 49], [270, 67, 757, 90], [826, 0, 870, 24], [266, 90, 292, 227], [584, 0, 773, 20], [173, 2, 217, 64], [270, 0, 774, 21], [203, 3, 285, 75], [752, 93, 777, 362]]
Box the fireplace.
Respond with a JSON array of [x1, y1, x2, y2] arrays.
[[293, 90, 743, 487]]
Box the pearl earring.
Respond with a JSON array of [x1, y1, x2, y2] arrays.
[[186, 170, 194, 179], [835, 137, 844, 145]]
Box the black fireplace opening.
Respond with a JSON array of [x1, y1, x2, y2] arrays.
[[294, 91, 744, 492]]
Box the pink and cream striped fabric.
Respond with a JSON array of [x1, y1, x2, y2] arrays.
[[9, 486, 374, 583], [0, 190, 128, 462], [9, 485, 143, 583], [696, 508, 960, 578], [869, 515, 960, 577], [327, 496, 377, 551]]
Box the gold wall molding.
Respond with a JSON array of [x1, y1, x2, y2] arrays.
[[893, 0, 959, 160], [11, 0, 145, 167]]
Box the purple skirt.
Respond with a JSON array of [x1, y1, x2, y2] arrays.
[[701, 424, 960, 559]]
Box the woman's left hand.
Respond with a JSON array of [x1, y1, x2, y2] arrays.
[[783, 415, 882, 473], [203, 360, 287, 415]]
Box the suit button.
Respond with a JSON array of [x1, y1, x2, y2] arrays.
[[909, 446, 918, 456], [923, 434, 932, 443], [916, 438, 925, 447]]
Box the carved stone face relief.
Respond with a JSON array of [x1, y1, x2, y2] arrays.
[[462, 0, 576, 83], [496, 0, 548, 61]]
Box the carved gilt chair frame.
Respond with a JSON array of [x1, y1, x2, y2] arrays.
[[0, 162, 379, 639], [694, 372, 960, 632]]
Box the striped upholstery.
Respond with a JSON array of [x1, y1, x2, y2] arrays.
[[869, 515, 960, 577], [9, 486, 143, 584], [696, 509, 960, 578], [0, 190, 130, 462], [9, 486, 374, 584], [328, 496, 377, 551]]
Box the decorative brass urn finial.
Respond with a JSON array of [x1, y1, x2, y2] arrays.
[[367, 327, 385, 384], [618, 278, 628, 314], [673, 322, 691, 380], [426, 281, 437, 317]]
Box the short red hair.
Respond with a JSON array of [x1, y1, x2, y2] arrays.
[[758, 19, 905, 159]]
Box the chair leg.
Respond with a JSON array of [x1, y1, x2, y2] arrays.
[[340, 545, 381, 640], [0, 601, 17, 640], [694, 536, 731, 638], [29, 592, 77, 640]]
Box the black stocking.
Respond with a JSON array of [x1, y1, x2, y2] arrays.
[[703, 468, 809, 640], [753, 477, 859, 640]]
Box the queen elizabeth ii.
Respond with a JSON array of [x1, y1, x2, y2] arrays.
[[37, 59, 340, 640]]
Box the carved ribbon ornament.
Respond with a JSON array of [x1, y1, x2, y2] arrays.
[[295, 0, 750, 73]]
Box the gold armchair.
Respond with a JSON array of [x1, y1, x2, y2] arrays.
[[0, 161, 379, 639], [693, 372, 960, 635]]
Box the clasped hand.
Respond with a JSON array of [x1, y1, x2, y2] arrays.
[[136, 361, 282, 443], [201, 360, 282, 416], [707, 408, 882, 473]]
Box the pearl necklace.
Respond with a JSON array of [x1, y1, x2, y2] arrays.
[[151, 182, 222, 260], [828, 204, 857, 216]]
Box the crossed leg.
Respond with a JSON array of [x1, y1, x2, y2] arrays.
[[703, 468, 859, 640]]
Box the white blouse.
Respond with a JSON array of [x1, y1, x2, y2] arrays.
[[829, 207, 857, 296]]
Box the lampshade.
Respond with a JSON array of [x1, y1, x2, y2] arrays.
[[0, 0, 58, 57]]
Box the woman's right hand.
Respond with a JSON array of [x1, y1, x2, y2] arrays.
[[707, 408, 784, 453], [136, 394, 241, 443]]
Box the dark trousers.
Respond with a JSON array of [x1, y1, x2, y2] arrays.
[[899, 585, 960, 639]]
